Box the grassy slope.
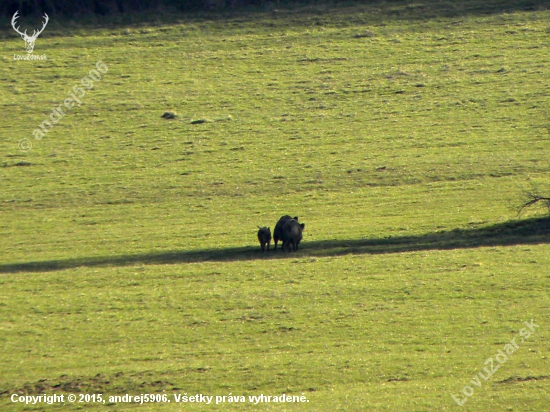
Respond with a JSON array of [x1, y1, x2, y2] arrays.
[[1, 1, 549, 410]]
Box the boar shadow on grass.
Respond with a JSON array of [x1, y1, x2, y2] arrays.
[[1, 217, 549, 274]]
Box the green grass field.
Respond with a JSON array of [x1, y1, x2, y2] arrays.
[[1, 1, 549, 410]]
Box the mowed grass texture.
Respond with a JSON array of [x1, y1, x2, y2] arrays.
[[1, 1, 549, 410]]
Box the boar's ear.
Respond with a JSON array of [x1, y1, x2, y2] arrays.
[[293, 216, 299, 221], [300, 223, 305, 230]]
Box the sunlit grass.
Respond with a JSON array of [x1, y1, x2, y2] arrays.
[[1, 1, 549, 410]]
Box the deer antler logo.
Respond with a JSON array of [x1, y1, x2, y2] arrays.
[[11, 11, 49, 54]]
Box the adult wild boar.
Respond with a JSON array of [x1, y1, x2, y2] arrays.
[[273, 215, 298, 250], [257, 226, 272, 252], [281, 218, 305, 252]]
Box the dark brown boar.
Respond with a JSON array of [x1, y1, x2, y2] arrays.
[[273, 215, 298, 250], [281, 218, 305, 252]]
